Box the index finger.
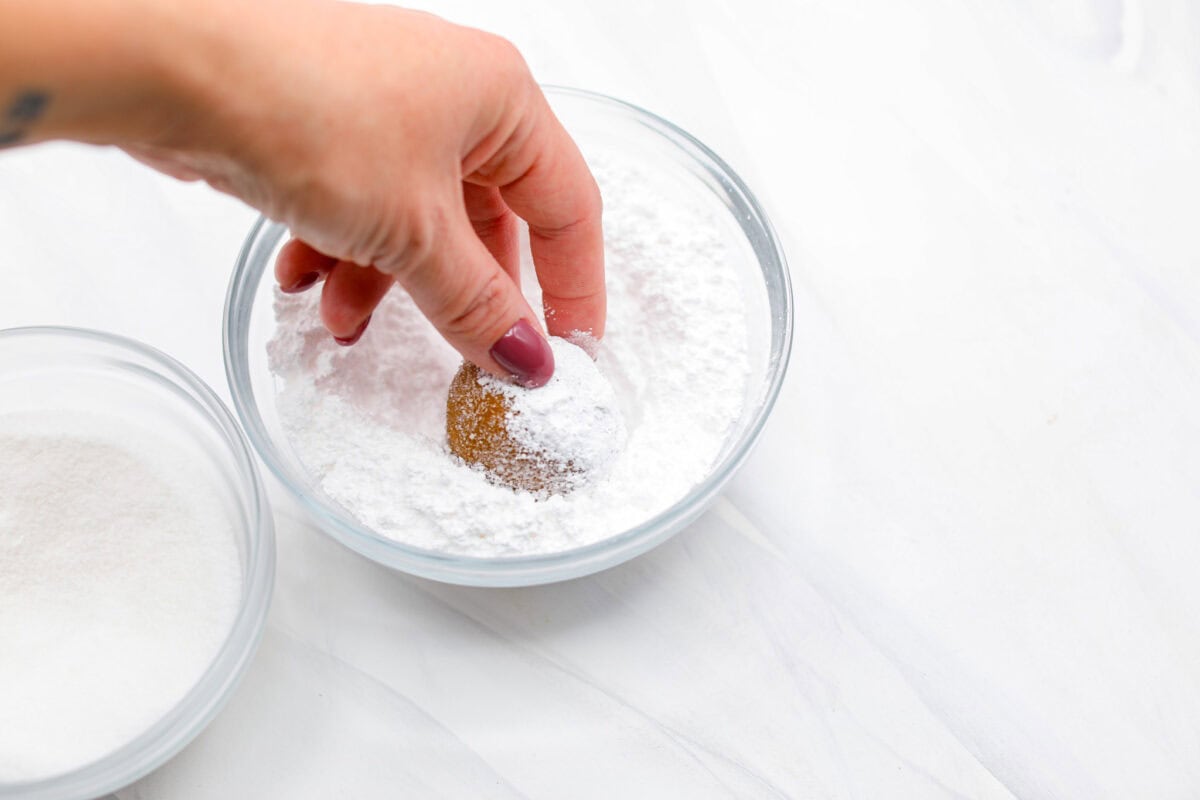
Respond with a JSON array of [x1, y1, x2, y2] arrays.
[[491, 98, 606, 340]]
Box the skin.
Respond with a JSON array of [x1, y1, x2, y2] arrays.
[[0, 0, 605, 383]]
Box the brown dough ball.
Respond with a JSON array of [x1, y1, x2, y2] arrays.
[[446, 361, 577, 494]]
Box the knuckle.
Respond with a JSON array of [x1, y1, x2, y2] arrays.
[[441, 269, 511, 340], [471, 205, 514, 239], [484, 34, 526, 71], [580, 173, 603, 220], [322, 298, 361, 334], [348, 222, 393, 268], [374, 210, 442, 278], [477, 34, 533, 93]]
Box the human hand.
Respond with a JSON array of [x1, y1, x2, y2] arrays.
[[130, 1, 604, 387]]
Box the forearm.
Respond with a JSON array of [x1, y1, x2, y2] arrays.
[[0, 0, 243, 149]]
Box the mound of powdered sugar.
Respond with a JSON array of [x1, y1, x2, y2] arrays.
[[268, 153, 752, 556]]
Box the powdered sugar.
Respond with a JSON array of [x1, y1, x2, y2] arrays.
[[267, 154, 751, 556]]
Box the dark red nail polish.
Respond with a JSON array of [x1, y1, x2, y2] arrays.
[[334, 314, 371, 346], [490, 319, 554, 387], [282, 271, 320, 294]]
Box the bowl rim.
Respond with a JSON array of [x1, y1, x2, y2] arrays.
[[223, 85, 793, 585], [0, 326, 276, 800]]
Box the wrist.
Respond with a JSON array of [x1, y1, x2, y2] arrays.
[[141, 0, 330, 184], [0, 0, 191, 147], [127, 0, 259, 150]]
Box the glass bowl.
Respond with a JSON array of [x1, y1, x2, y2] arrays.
[[0, 327, 275, 800], [223, 86, 792, 587]]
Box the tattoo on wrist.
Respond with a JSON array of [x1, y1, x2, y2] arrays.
[[0, 90, 51, 148]]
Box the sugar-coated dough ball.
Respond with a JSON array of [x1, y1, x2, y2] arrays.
[[446, 338, 626, 495]]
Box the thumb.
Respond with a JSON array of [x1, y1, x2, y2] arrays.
[[396, 218, 554, 388]]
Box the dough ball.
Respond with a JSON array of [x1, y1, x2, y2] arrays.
[[446, 338, 625, 495]]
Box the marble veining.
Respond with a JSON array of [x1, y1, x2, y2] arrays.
[[1, 0, 1198, 796]]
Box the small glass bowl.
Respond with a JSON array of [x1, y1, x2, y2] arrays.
[[223, 86, 792, 587], [0, 327, 275, 800]]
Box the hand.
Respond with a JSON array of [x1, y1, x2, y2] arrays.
[[129, 2, 605, 387]]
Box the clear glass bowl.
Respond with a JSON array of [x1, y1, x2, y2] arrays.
[[0, 327, 275, 800], [223, 86, 792, 587]]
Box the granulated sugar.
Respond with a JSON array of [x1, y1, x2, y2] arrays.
[[0, 412, 241, 780], [268, 155, 751, 556]]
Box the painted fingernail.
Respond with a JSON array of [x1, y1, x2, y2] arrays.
[[490, 319, 555, 388], [334, 314, 371, 346], [282, 271, 320, 294]]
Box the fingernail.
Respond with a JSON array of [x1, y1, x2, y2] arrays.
[[490, 319, 554, 388], [282, 271, 320, 294], [334, 314, 371, 346]]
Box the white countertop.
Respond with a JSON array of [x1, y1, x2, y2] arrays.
[[4, 0, 1200, 796]]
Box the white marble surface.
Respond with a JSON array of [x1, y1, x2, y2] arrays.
[[3, 0, 1200, 796]]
